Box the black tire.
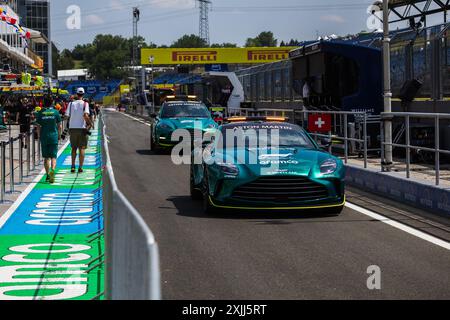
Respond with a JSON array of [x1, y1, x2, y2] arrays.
[[327, 205, 344, 216], [150, 128, 160, 153], [202, 193, 217, 215], [149, 128, 154, 151], [202, 173, 217, 215], [190, 166, 203, 200]]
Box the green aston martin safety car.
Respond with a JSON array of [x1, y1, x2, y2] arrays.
[[190, 117, 346, 215], [150, 96, 218, 151]]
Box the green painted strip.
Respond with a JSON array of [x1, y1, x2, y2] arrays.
[[0, 122, 105, 300], [0, 235, 104, 300]]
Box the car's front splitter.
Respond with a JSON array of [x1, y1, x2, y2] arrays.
[[207, 195, 346, 211]]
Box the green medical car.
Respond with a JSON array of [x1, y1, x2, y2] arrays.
[[190, 117, 346, 215], [150, 96, 218, 151]]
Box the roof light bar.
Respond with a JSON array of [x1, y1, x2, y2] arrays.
[[226, 116, 288, 123], [266, 116, 287, 122]]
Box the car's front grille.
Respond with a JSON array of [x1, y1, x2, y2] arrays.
[[231, 176, 329, 203], [185, 128, 202, 142]]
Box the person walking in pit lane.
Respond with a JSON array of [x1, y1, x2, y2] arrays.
[[65, 88, 92, 174], [16, 96, 34, 149], [35, 95, 62, 184]]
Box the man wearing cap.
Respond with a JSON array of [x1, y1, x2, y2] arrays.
[[65, 87, 93, 173]]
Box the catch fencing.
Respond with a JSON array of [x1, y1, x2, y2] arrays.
[[228, 108, 374, 168], [0, 124, 52, 203], [381, 112, 450, 186], [100, 113, 161, 300]]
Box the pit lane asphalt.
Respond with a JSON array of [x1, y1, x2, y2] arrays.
[[104, 110, 450, 300]]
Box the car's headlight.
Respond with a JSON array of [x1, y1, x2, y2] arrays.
[[320, 159, 337, 175], [204, 124, 217, 132], [216, 162, 239, 176]]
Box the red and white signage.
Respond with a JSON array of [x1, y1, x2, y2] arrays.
[[308, 114, 332, 132]]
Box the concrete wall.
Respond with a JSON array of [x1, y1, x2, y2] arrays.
[[345, 164, 450, 218]]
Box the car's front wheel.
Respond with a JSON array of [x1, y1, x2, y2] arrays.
[[190, 165, 203, 200], [150, 128, 160, 153], [202, 173, 217, 215], [327, 205, 344, 216], [202, 194, 217, 215], [149, 127, 154, 151]]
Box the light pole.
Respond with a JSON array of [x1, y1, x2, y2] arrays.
[[149, 55, 155, 113], [382, 0, 393, 170], [132, 7, 140, 102]]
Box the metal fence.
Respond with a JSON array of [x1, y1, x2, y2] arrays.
[[228, 107, 450, 186], [381, 112, 450, 186], [125, 104, 152, 118], [228, 108, 374, 168], [0, 125, 44, 203], [100, 113, 161, 300]]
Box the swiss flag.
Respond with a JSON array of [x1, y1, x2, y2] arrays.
[[308, 114, 332, 133]]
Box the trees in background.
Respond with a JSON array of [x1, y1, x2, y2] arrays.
[[56, 31, 289, 79], [71, 44, 93, 61], [280, 39, 302, 46], [53, 47, 75, 74], [210, 43, 237, 48], [83, 35, 132, 80], [171, 34, 207, 48], [57, 49, 75, 70], [245, 31, 277, 47]]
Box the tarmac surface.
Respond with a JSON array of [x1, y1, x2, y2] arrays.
[[104, 110, 450, 300]]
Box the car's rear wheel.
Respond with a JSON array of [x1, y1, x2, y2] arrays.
[[190, 165, 203, 200]]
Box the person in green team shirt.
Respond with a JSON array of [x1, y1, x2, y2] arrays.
[[35, 95, 62, 183]]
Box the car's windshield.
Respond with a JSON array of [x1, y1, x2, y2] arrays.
[[160, 102, 211, 118], [218, 123, 316, 149]]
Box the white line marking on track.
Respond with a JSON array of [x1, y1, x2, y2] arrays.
[[0, 139, 71, 230], [346, 202, 450, 251], [108, 109, 450, 251], [119, 112, 151, 127]]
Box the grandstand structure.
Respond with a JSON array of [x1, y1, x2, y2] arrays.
[[387, 0, 450, 24], [153, 73, 202, 87], [59, 79, 123, 103]]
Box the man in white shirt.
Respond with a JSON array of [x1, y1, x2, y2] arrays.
[[65, 87, 92, 173]]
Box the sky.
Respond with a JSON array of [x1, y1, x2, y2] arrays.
[[49, 0, 446, 50]]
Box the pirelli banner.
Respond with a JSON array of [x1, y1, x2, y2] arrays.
[[141, 47, 298, 65]]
